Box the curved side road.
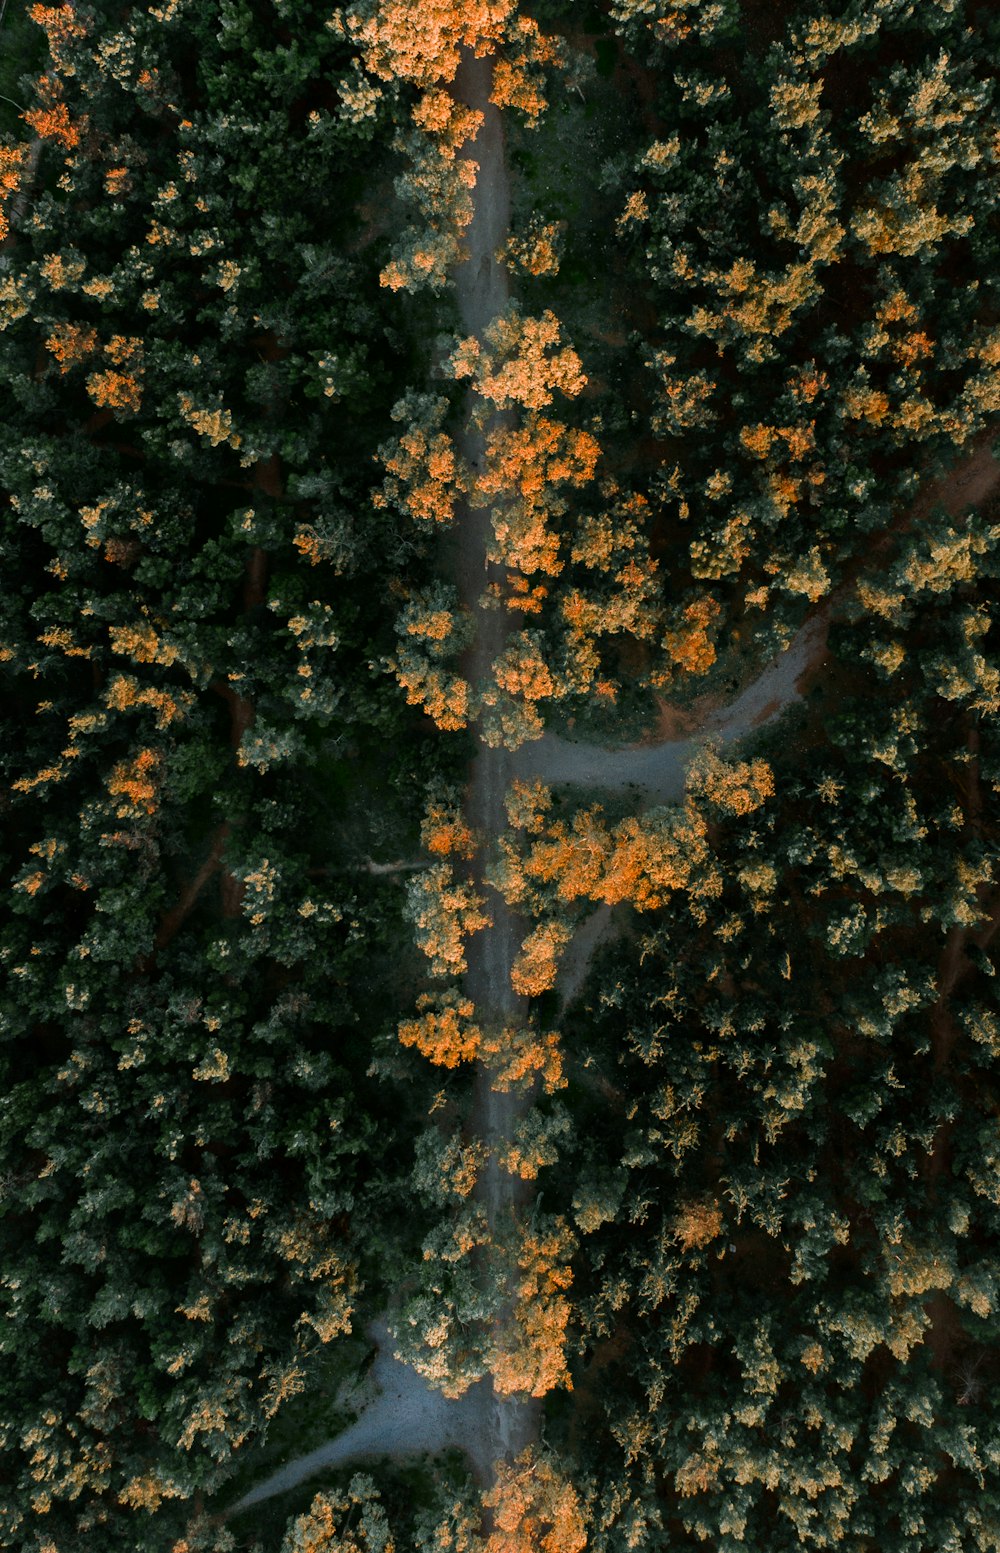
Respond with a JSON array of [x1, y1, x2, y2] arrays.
[[515, 615, 826, 799], [226, 1322, 500, 1516]]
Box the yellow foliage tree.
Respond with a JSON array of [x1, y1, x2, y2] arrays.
[[392, 650, 470, 730], [510, 919, 572, 997], [450, 307, 586, 411], [398, 990, 482, 1068], [405, 864, 491, 976], [673, 1199, 724, 1253], [479, 1022, 566, 1094], [489, 1219, 576, 1398], [662, 595, 721, 676], [106, 748, 159, 817], [391, 587, 471, 731], [480, 1448, 586, 1553], [44, 322, 99, 373], [421, 795, 475, 859], [376, 393, 465, 526], [501, 218, 564, 278], [474, 416, 601, 581], [498, 802, 708, 914], [688, 748, 775, 817], [346, 0, 516, 91]]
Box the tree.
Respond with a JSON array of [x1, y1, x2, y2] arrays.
[[481, 1447, 586, 1553], [489, 1217, 576, 1398], [281, 1477, 395, 1553]]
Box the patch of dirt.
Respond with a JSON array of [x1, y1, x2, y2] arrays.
[[750, 696, 781, 729], [918, 436, 1000, 522], [633, 695, 703, 746], [225, 1320, 512, 1519]]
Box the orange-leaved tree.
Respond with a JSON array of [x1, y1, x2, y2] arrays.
[[427, 1448, 586, 1553], [421, 790, 476, 859], [501, 217, 565, 278], [494, 797, 710, 915], [475, 415, 601, 583], [480, 630, 560, 750], [479, 1022, 566, 1095], [398, 989, 482, 1068], [510, 919, 573, 997], [687, 746, 775, 817], [345, 0, 517, 90], [450, 306, 587, 412], [375, 392, 466, 527], [488, 1217, 577, 1398], [561, 491, 663, 698]]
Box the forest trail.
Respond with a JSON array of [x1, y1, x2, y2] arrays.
[[451, 43, 541, 1483], [228, 48, 538, 1523], [514, 614, 826, 800]]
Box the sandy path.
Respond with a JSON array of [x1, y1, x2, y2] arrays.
[[451, 44, 541, 1484], [515, 614, 826, 799], [227, 1322, 503, 1516]]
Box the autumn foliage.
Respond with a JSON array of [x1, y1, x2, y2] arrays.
[[510, 920, 572, 998], [390, 586, 474, 730], [346, 0, 517, 91], [673, 1198, 724, 1252], [106, 748, 159, 817], [474, 417, 601, 581], [495, 792, 710, 914], [502, 218, 564, 278], [340, 1, 562, 292], [44, 322, 98, 373], [376, 395, 464, 526], [405, 864, 491, 976], [398, 990, 482, 1068], [480, 1448, 587, 1553], [421, 794, 476, 859], [345, 0, 559, 121], [489, 1217, 576, 1397], [688, 748, 775, 816], [450, 308, 587, 412], [481, 1022, 566, 1095], [662, 595, 721, 676]]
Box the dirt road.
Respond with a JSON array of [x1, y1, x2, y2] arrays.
[[515, 615, 827, 799], [451, 43, 541, 1485]]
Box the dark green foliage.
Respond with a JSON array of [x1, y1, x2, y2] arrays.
[[0, 4, 455, 1546]]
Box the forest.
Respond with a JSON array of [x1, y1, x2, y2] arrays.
[[0, 1, 998, 1550]]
